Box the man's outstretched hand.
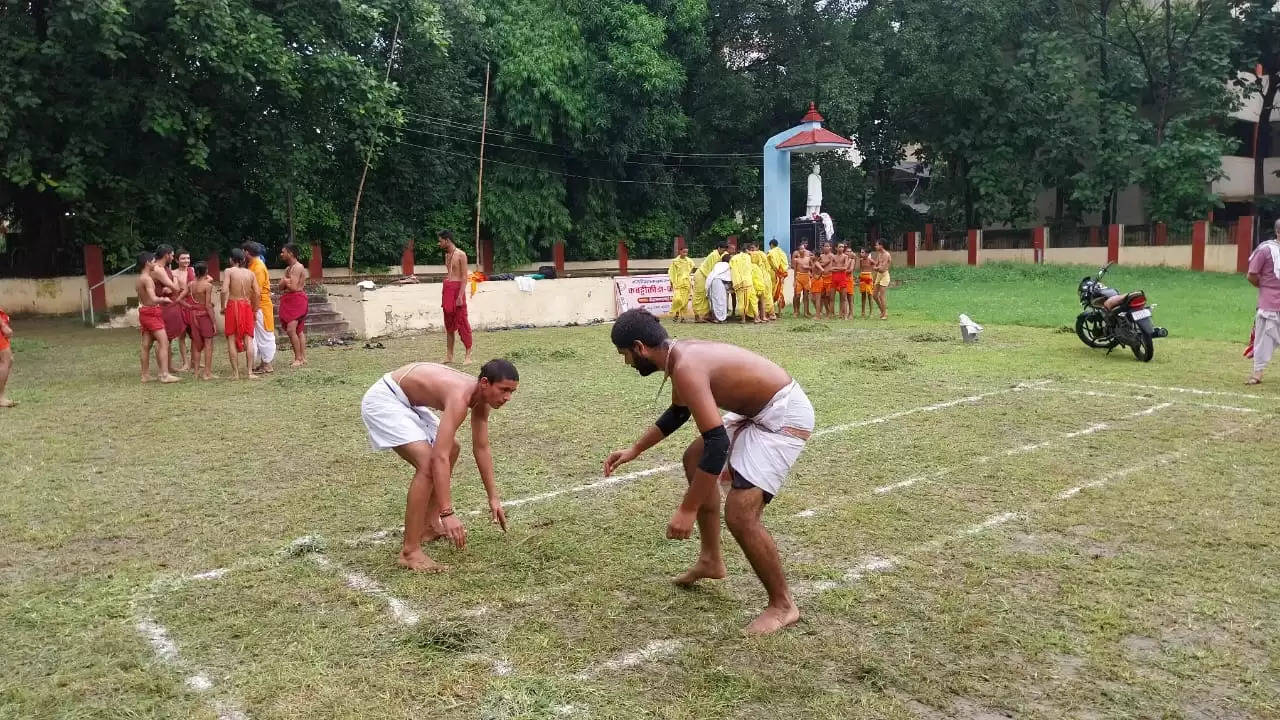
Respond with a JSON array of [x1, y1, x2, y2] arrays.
[[489, 499, 508, 532], [441, 514, 467, 549], [603, 447, 638, 477], [666, 508, 696, 540]]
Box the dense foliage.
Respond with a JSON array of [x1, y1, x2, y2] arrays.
[[0, 0, 1264, 274]]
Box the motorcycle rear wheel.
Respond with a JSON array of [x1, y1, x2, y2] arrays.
[[1075, 311, 1110, 348], [1130, 330, 1154, 362]]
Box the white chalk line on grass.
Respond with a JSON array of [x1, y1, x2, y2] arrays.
[[133, 591, 251, 720], [309, 554, 422, 626], [812, 380, 1051, 438], [1083, 380, 1270, 401], [799, 423, 1252, 597], [1031, 386, 1259, 413], [822, 402, 1172, 509], [575, 639, 684, 680]]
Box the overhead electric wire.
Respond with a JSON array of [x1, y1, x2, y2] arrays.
[[390, 137, 765, 190], [392, 124, 753, 169]]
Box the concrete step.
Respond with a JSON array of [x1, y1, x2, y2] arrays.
[[275, 310, 343, 324], [277, 319, 349, 340]]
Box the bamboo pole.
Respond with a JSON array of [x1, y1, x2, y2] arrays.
[[347, 15, 401, 273]]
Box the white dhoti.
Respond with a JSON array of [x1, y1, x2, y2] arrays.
[[1254, 310, 1280, 374], [254, 309, 277, 364], [722, 380, 814, 499], [707, 262, 731, 322], [360, 373, 440, 450]]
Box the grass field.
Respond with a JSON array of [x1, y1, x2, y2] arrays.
[[1, 263, 1277, 720]]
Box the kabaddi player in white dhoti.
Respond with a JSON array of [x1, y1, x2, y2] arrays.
[[360, 360, 519, 572], [603, 309, 814, 635]]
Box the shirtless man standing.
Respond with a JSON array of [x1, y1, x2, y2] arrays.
[[188, 262, 218, 379], [360, 360, 518, 571], [438, 230, 474, 365], [604, 309, 815, 635], [172, 250, 197, 371], [815, 242, 836, 320], [150, 245, 184, 372], [278, 243, 310, 367], [221, 249, 261, 380], [136, 252, 181, 384], [830, 243, 854, 320], [792, 243, 813, 318], [858, 248, 876, 318], [871, 240, 892, 320]]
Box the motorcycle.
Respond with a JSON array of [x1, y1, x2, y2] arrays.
[[1074, 263, 1168, 362]]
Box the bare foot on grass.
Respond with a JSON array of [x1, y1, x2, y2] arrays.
[[291, 360, 306, 368], [673, 557, 727, 586], [398, 549, 450, 572], [0, 398, 16, 408], [744, 603, 800, 635], [159, 374, 181, 384]]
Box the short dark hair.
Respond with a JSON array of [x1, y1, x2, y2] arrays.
[[875, 239, 885, 248], [437, 229, 454, 242], [611, 308, 669, 350], [194, 262, 209, 278], [282, 243, 298, 258], [769, 239, 778, 247], [230, 248, 247, 265], [716, 240, 729, 250], [138, 251, 155, 268], [479, 358, 519, 383], [155, 244, 173, 258], [241, 241, 260, 257], [176, 248, 190, 258]]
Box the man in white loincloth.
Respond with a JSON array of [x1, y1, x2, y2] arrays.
[[603, 309, 814, 635], [705, 256, 732, 323], [360, 359, 519, 571]]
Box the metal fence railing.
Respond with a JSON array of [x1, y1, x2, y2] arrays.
[[1207, 223, 1235, 245], [981, 228, 1034, 249], [938, 230, 968, 250]]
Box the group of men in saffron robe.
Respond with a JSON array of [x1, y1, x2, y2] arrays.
[[669, 238, 892, 323], [134, 241, 310, 382]]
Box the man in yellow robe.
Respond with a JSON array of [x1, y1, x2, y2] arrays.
[[691, 242, 727, 321], [729, 247, 758, 322], [767, 240, 789, 313], [749, 245, 774, 320], [243, 241, 276, 373], [667, 247, 694, 322]]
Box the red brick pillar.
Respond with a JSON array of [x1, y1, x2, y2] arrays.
[[1032, 227, 1047, 264], [553, 241, 565, 275], [1107, 224, 1122, 264], [967, 229, 980, 266], [481, 237, 495, 275], [1088, 226, 1100, 247], [1191, 220, 1207, 271], [674, 235, 685, 254], [207, 252, 221, 283], [906, 232, 917, 267], [83, 244, 107, 313], [401, 238, 415, 276], [924, 223, 935, 251], [617, 240, 629, 276], [1154, 222, 1167, 247], [308, 243, 322, 281], [1236, 216, 1254, 273]]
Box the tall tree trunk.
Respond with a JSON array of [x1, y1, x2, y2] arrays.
[[1254, 73, 1277, 205]]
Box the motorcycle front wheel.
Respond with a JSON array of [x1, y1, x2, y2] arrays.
[[1075, 311, 1110, 348], [1130, 330, 1154, 362]]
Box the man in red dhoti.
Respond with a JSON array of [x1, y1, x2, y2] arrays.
[[278, 243, 310, 367], [188, 262, 219, 379], [437, 229, 474, 365], [135, 252, 181, 384], [222, 249, 261, 380]]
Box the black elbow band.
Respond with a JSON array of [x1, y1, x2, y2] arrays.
[[654, 405, 692, 436], [698, 426, 730, 475]]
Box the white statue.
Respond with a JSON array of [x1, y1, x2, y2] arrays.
[[805, 164, 822, 216]]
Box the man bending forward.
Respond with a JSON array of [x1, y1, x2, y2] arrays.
[[361, 360, 518, 571], [603, 309, 814, 634]]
